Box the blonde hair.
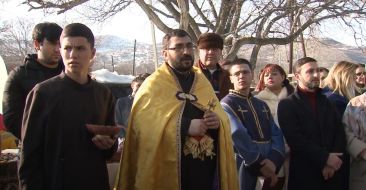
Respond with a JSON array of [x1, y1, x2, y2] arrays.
[[321, 61, 358, 100]]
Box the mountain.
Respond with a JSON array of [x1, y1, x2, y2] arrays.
[[237, 38, 366, 72], [92, 35, 163, 74], [93, 35, 365, 75], [95, 35, 134, 52]]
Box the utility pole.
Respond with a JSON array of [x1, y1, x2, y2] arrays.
[[111, 55, 115, 72], [133, 39, 136, 76]]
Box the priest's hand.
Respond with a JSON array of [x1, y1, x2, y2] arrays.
[[92, 135, 117, 150], [189, 119, 207, 136], [322, 165, 335, 180], [203, 111, 220, 129]]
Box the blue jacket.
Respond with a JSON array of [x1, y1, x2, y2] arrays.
[[221, 90, 285, 176]]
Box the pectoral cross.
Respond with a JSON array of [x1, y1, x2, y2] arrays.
[[207, 99, 216, 111], [238, 105, 247, 120]]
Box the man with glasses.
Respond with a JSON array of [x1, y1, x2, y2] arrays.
[[221, 58, 285, 190], [196, 33, 232, 100], [355, 64, 366, 96], [114, 29, 238, 190]]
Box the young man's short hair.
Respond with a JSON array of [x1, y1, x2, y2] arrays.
[[294, 57, 317, 73], [61, 23, 95, 48], [32, 22, 62, 43], [162, 29, 191, 50], [228, 58, 252, 72]]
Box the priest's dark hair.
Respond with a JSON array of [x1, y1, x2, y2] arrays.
[[162, 29, 191, 50], [61, 23, 95, 48]]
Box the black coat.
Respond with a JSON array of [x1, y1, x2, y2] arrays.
[[278, 88, 346, 190], [2, 54, 63, 138]]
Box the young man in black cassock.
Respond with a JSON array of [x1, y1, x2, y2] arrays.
[[19, 23, 117, 190]]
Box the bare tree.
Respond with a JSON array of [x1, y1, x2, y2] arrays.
[[0, 18, 34, 69], [23, 0, 366, 68]]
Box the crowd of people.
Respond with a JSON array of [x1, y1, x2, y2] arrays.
[[1, 22, 366, 190]]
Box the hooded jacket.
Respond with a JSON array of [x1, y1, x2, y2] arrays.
[[2, 54, 63, 139]]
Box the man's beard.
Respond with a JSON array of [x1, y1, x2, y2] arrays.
[[44, 57, 61, 66], [304, 79, 319, 90], [172, 54, 194, 72]]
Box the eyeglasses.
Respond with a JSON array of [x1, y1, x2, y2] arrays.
[[166, 44, 196, 52], [356, 72, 366, 77], [231, 70, 251, 77]]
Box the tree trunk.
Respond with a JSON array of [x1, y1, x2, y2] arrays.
[[250, 44, 262, 70], [178, 0, 189, 31]]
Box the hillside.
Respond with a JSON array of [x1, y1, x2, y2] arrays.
[[238, 38, 366, 73], [94, 35, 365, 75], [2, 35, 364, 75]]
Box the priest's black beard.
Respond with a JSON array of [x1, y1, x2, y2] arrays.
[[174, 54, 194, 73]]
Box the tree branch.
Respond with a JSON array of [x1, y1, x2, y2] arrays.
[[135, 0, 172, 34], [208, 0, 218, 19], [190, 0, 214, 30], [24, 0, 90, 14]]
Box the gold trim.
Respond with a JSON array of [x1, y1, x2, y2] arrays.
[[252, 140, 271, 144], [166, 63, 185, 189], [246, 98, 265, 139]]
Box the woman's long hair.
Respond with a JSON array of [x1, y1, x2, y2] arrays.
[[321, 61, 358, 100], [255, 64, 294, 94]]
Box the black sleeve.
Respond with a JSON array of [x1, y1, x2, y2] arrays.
[[328, 102, 346, 154], [2, 68, 25, 139], [103, 91, 118, 159], [19, 87, 46, 190]]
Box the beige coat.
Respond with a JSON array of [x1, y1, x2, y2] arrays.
[[255, 87, 289, 126], [343, 93, 366, 190]]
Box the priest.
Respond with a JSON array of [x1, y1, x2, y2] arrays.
[[114, 29, 238, 190]]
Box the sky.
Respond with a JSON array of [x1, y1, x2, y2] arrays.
[[0, 0, 362, 47], [0, 0, 165, 44]]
